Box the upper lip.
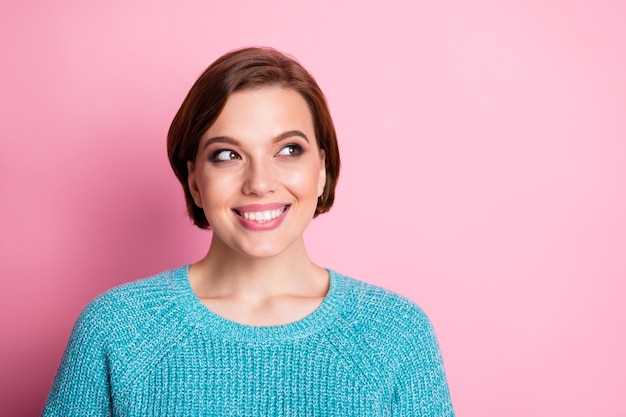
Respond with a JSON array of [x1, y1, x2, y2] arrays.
[[233, 203, 290, 212]]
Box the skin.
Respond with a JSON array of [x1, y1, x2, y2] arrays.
[[186, 87, 329, 326]]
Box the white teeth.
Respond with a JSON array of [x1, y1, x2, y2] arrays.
[[241, 207, 286, 223]]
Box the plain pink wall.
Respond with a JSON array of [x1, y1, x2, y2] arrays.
[[1, 1, 625, 415]]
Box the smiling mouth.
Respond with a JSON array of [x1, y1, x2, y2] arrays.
[[234, 205, 290, 223]]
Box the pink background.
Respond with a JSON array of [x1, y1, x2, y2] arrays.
[[1, 1, 625, 415]]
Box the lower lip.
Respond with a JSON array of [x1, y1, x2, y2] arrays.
[[234, 207, 289, 231]]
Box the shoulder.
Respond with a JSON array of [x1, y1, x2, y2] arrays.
[[330, 273, 455, 416], [328, 270, 445, 370], [73, 266, 188, 341], [331, 270, 435, 337], [91, 266, 181, 304], [327, 271, 449, 391]]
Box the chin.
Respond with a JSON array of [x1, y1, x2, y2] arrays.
[[233, 239, 297, 260]]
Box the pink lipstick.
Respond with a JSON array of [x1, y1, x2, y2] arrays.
[[232, 203, 290, 231]]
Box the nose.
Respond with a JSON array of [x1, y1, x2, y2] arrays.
[[242, 158, 276, 196]]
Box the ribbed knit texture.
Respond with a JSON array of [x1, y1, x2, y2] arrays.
[[43, 266, 454, 416]]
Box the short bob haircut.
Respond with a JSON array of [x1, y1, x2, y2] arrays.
[[167, 46, 341, 229]]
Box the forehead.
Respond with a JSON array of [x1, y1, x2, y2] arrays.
[[204, 87, 315, 139]]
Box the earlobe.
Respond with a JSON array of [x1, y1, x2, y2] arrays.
[[318, 150, 326, 197], [187, 161, 203, 208]]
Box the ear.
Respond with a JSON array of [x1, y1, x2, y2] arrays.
[[317, 150, 326, 198], [187, 160, 203, 208]]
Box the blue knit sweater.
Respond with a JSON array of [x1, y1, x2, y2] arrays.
[[43, 266, 454, 416]]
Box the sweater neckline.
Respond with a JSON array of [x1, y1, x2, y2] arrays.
[[170, 265, 346, 343]]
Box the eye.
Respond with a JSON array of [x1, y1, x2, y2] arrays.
[[211, 149, 241, 162], [276, 144, 303, 157]]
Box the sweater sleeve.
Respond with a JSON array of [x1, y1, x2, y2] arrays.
[[42, 299, 113, 417], [391, 305, 455, 417]]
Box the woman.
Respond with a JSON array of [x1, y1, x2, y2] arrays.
[[43, 47, 455, 416]]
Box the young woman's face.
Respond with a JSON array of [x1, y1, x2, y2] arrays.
[[188, 87, 326, 258]]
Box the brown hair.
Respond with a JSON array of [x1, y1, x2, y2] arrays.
[[167, 46, 340, 229]]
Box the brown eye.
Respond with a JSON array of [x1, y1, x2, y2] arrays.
[[277, 144, 303, 157], [212, 149, 241, 162]]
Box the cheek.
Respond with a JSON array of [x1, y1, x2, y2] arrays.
[[199, 172, 237, 206], [283, 165, 324, 197]]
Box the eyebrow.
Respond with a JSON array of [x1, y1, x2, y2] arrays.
[[202, 130, 309, 150]]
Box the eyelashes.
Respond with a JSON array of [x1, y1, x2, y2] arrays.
[[276, 144, 303, 157], [210, 149, 241, 162], [209, 144, 304, 163]]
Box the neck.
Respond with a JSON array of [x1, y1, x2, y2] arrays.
[[190, 234, 326, 301]]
